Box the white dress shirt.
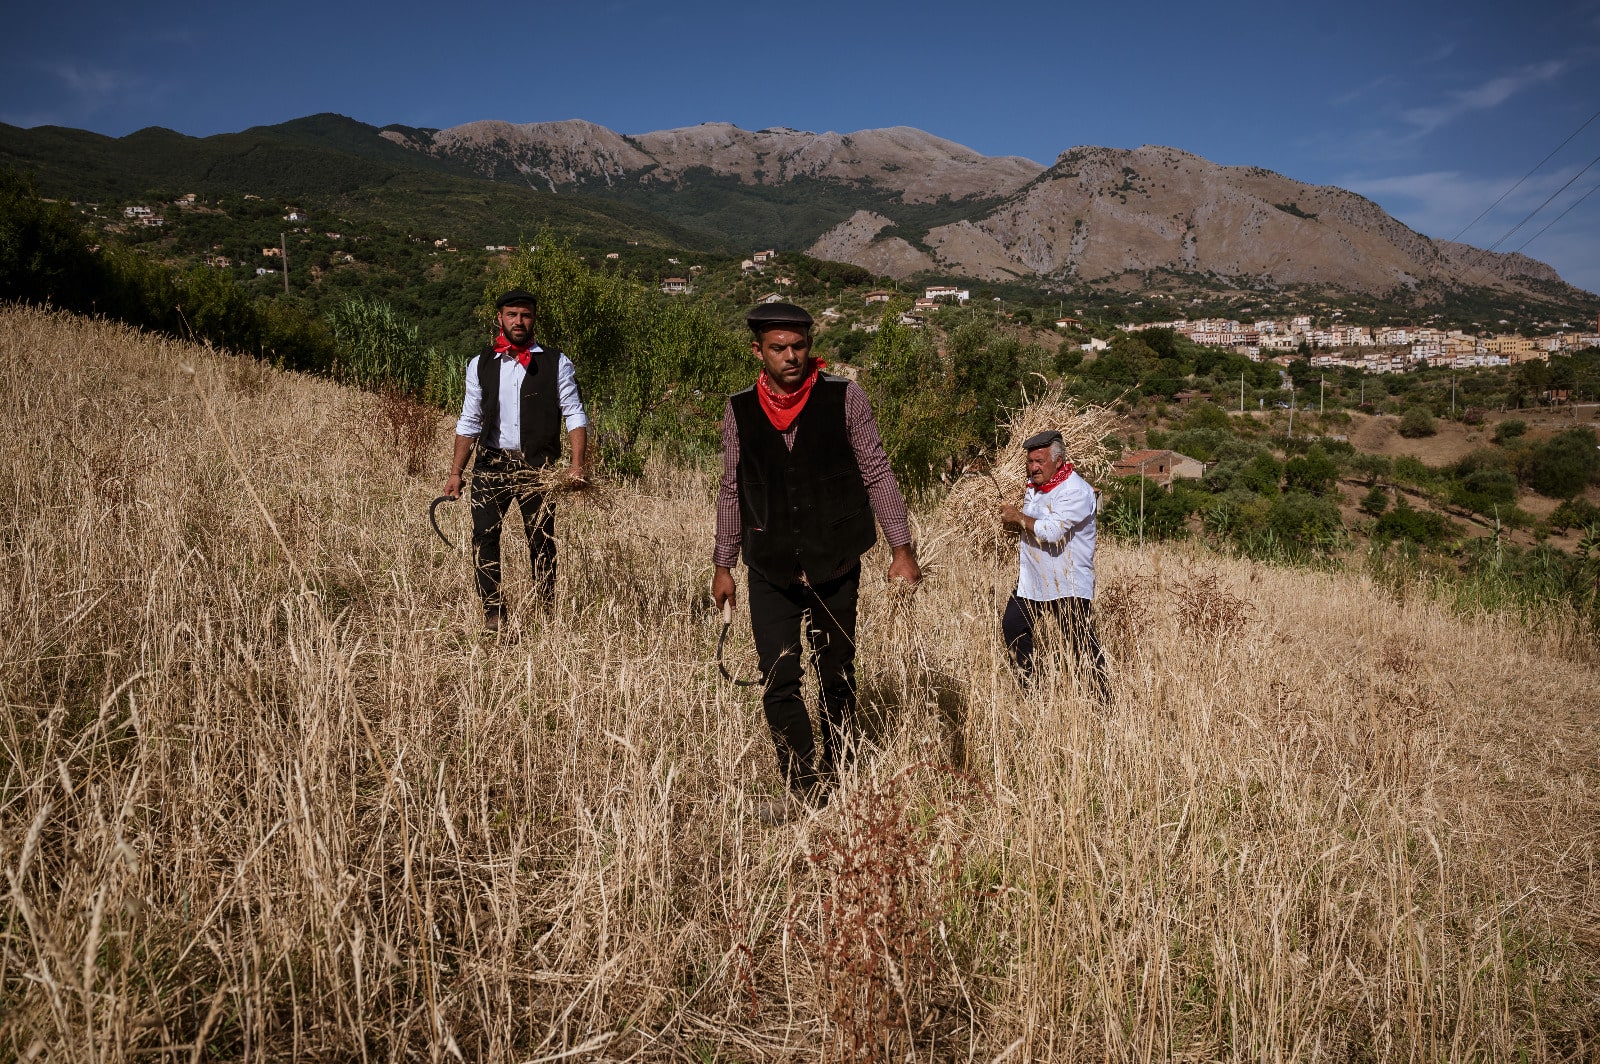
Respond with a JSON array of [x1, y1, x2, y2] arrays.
[[455, 345, 588, 448], [1015, 470, 1097, 601]]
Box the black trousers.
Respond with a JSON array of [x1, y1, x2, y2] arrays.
[[747, 564, 860, 798], [1003, 594, 1110, 700], [469, 459, 556, 615]]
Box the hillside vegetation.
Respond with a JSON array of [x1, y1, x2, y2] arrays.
[[3, 306, 1598, 1059]]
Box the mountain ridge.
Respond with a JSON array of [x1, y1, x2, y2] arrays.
[[386, 118, 1590, 302]]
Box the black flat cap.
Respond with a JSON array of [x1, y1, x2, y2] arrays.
[[746, 301, 813, 333], [496, 289, 538, 310], [1022, 430, 1064, 452]]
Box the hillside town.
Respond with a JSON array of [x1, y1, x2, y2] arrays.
[[1121, 315, 1600, 373]]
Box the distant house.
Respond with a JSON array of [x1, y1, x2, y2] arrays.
[[138, 215, 165, 227], [740, 259, 756, 272], [123, 205, 153, 219], [285, 208, 307, 222], [1171, 389, 1211, 404], [484, 245, 512, 252], [325, 232, 343, 240], [1054, 316, 1080, 329], [173, 193, 197, 206], [913, 297, 937, 311], [255, 267, 277, 277], [755, 292, 783, 304], [774, 276, 794, 287], [262, 247, 282, 258], [924, 284, 969, 303], [1112, 449, 1204, 487], [204, 255, 232, 268], [605, 252, 620, 260], [433, 238, 451, 248], [864, 290, 892, 305], [752, 249, 776, 265], [660, 277, 690, 294]]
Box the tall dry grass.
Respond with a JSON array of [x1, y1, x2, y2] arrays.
[[2, 304, 1597, 1061]]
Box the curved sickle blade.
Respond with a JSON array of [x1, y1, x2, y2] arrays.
[[429, 495, 460, 550], [716, 600, 759, 687]]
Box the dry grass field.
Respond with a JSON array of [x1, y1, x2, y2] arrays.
[[3, 305, 1599, 1061]]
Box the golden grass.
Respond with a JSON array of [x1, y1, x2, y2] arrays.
[[2, 305, 1597, 1061]]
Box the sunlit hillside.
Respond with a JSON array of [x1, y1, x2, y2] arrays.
[[3, 306, 1597, 1061]]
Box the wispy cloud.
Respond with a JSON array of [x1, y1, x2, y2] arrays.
[[1330, 73, 1399, 108], [1397, 59, 1567, 138], [48, 62, 135, 100], [1344, 165, 1600, 292]]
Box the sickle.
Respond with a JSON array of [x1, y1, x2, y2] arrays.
[[717, 600, 760, 687], [429, 495, 459, 550]]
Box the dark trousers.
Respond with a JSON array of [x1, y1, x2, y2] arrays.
[[469, 461, 556, 615], [1003, 594, 1110, 700], [747, 564, 860, 799]]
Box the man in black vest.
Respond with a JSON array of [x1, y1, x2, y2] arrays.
[[442, 290, 588, 631], [712, 302, 920, 814]]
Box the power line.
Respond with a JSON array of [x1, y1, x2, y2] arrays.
[[1513, 177, 1600, 253], [1486, 149, 1600, 251], [1451, 107, 1600, 242]]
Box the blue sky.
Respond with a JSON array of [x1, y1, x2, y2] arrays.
[[5, 0, 1600, 296]]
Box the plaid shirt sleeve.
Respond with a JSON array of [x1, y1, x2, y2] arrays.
[[713, 400, 742, 568], [844, 381, 912, 548]]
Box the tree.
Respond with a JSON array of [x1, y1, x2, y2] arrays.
[[1284, 444, 1339, 494], [861, 313, 949, 494], [1360, 485, 1390, 516], [1516, 361, 1549, 406]]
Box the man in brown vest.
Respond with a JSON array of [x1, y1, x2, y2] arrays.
[[442, 290, 588, 631], [712, 302, 920, 817]]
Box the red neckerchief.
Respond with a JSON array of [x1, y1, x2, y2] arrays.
[[756, 359, 827, 431], [1029, 462, 1074, 494], [493, 332, 536, 368]]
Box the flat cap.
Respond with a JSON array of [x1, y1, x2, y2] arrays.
[[746, 301, 813, 332], [1022, 429, 1064, 452], [495, 288, 538, 310]]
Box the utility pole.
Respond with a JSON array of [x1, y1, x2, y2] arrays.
[[280, 232, 290, 296], [1319, 376, 1325, 416], [1138, 455, 1150, 549]]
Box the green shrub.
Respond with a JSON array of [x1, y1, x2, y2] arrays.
[[1550, 497, 1600, 532], [1264, 491, 1345, 554], [1391, 455, 1434, 486], [1398, 406, 1437, 438], [1284, 444, 1338, 495], [1360, 485, 1390, 517], [1492, 419, 1527, 444], [1525, 428, 1600, 499], [1373, 497, 1451, 547]]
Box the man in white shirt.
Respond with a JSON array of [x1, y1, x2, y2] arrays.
[[999, 430, 1109, 700], [442, 290, 587, 630]]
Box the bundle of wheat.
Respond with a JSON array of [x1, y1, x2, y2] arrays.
[[936, 389, 1122, 562]]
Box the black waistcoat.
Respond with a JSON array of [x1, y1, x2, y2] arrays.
[[477, 345, 563, 467], [731, 375, 877, 583]]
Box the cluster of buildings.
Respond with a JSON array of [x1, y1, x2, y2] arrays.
[[1123, 316, 1600, 374]]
